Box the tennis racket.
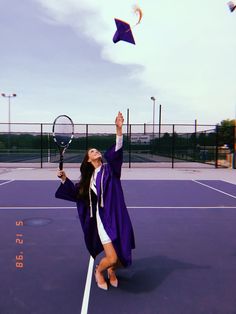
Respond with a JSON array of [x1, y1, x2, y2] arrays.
[[52, 115, 74, 175]]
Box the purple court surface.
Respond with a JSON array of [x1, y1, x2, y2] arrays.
[[1, 179, 236, 314]]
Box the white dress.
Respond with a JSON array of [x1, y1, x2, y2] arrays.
[[90, 135, 123, 245]]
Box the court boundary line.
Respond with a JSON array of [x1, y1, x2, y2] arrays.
[[0, 179, 15, 186], [0, 206, 236, 210], [192, 180, 236, 200], [80, 256, 94, 314]]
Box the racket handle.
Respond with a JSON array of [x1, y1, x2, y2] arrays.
[[58, 156, 63, 178], [59, 154, 64, 170]]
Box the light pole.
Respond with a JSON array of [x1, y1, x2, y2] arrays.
[[151, 96, 155, 138], [1, 93, 17, 134]]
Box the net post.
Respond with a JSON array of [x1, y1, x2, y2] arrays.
[[40, 123, 43, 168]]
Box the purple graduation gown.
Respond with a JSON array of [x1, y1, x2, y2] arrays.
[[55, 144, 135, 267]]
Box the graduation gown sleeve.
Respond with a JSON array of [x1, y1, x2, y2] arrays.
[[55, 178, 77, 202], [104, 144, 123, 178], [55, 177, 104, 259]]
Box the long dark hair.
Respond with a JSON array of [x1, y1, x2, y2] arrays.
[[77, 150, 95, 203]]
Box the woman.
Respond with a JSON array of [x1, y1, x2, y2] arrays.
[[55, 112, 135, 290]]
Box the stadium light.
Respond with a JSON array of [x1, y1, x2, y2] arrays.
[[1, 93, 17, 134]]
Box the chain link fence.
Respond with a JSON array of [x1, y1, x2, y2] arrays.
[[0, 123, 235, 168]]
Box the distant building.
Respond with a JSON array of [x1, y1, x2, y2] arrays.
[[131, 135, 151, 144]]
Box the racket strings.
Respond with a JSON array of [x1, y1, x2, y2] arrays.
[[53, 116, 74, 147]]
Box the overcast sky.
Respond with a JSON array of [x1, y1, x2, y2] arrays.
[[0, 0, 236, 125]]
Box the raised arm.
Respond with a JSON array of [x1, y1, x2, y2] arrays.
[[115, 111, 124, 136], [104, 112, 124, 177], [115, 111, 124, 152], [55, 170, 77, 202]]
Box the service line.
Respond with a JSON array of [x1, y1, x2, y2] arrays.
[[193, 180, 236, 200]]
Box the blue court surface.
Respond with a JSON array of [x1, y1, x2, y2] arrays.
[[1, 179, 236, 314]]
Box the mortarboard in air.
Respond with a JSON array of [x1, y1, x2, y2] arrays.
[[113, 18, 135, 45], [228, 1, 236, 12]]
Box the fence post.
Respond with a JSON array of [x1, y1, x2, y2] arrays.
[[47, 133, 51, 163], [85, 124, 88, 151], [128, 124, 131, 168], [40, 123, 43, 168], [215, 125, 219, 168], [126, 109, 129, 140], [172, 124, 175, 168], [159, 104, 162, 139], [194, 119, 197, 160], [232, 119, 236, 169]]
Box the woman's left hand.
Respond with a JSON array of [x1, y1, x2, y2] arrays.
[[115, 111, 124, 129]]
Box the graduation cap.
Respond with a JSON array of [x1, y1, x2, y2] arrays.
[[228, 1, 236, 12], [113, 18, 135, 45]]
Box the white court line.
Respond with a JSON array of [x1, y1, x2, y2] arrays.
[[193, 180, 236, 200], [80, 256, 94, 314], [0, 179, 15, 186], [0, 206, 76, 209], [1, 206, 236, 210], [128, 206, 236, 209]]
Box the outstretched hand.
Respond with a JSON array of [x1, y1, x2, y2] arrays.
[[115, 111, 124, 129]]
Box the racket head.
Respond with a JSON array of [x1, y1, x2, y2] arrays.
[[52, 115, 74, 149]]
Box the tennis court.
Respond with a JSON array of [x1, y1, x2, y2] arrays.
[[0, 168, 236, 314]]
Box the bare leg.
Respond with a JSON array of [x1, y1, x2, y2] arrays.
[[96, 242, 118, 284], [108, 259, 122, 279]]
